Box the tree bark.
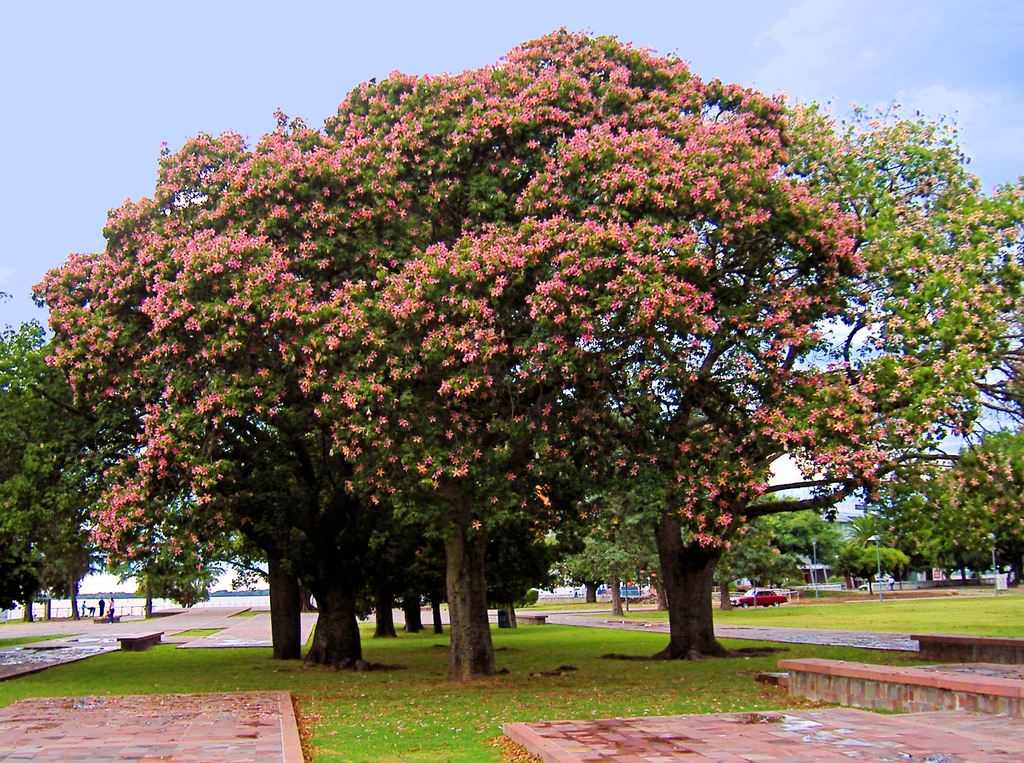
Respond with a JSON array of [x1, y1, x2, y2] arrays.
[[444, 507, 496, 681], [652, 511, 729, 659], [431, 593, 444, 634], [402, 595, 424, 633], [585, 582, 599, 603], [720, 579, 733, 610], [374, 584, 397, 638], [268, 556, 302, 660], [610, 576, 624, 617], [22, 598, 33, 622], [503, 603, 518, 628], [652, 579, 668, 611], [145, 581, 154, 619], [70, 579, 80, 621], [304, 576, 364, 669]]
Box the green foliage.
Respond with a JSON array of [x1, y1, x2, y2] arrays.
[[875, 429, 1024, 577], [834, 540, 909, 583], [721, 511, 844, 588], [486, 520, 557, 608], [0, 323, 99, 608]]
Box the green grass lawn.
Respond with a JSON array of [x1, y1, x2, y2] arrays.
[[0, 634, 64, 648], [0, 623, 931, 763], [599, 592, 1024, 637], [173, 628, 226, 637]]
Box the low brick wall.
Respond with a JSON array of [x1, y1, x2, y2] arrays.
[[779, 658, 1024, 717], [915, 634, 1024, 664]]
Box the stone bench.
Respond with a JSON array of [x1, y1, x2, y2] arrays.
[[517, 614, 547, 626], [93, 616, 121, 624], [779, 657, 1024, 717], [116, 632, 164, 652], [914, 634, 1024, 664]]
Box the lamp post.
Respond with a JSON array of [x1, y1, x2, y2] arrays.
[[990, 532, 999, 596], [869, 534, 883, 603], [812, 538, 819, 599]]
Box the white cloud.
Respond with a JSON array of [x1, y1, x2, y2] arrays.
[[750, 0, 1024, 187]]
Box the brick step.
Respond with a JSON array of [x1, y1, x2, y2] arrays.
[[779, 657, 1024, 716]]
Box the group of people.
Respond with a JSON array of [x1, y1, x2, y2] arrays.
[[81, 597, 117, 621]]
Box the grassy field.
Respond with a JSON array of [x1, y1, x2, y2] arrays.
[[0, 623, 930, 763], [588, 591, 1024, 637]]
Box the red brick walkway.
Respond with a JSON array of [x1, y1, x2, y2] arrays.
[[0, 691, 302, 763], [506, 708, 1024, 762]]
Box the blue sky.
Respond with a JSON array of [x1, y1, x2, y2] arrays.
[[2, 1, 1021, 328]]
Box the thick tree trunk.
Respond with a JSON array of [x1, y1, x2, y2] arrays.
[[374, 584, 397, 638], [402, 596, 424, 633], [720, 579, 733, 610], [610, 576, 624, 617], [652, 579, 668, 611], [585, 582, 599, 603], [503, 603, 518, 628], [304, 576, 364, 669], [444, 509, 495, 681], [268, 556, 302, 660], [44, 599, 51, 620], [145, 581, 154, 619], [431, 593, 444, 634], [22, 598, 33, 622], [653, 512, 729, 659], [70, 579, 80, 621]]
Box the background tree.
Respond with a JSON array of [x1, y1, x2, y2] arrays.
[[877, 428, 1024, 583], [0, 323, 99, 619]]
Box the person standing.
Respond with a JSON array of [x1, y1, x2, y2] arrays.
[[98, 599, 105, 618], [107, 598, 115, 623]]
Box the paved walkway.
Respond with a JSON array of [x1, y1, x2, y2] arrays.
[[542, 612, 920, 651], [176, 613, 317, 650], [0, 691, 302, 763], [0, 608, 317, 681], [506, 707, 1024, 763]]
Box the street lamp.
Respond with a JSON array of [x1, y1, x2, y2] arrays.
[[990, 532, 999, 597], [812, 538, 819, 599], [869, 534, 883, 603]]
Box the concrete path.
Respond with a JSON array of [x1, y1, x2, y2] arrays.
[[0, 608, 307, 680], [0, 691, 302, 763], [542, 612, 920, 651], [506, 707, 1024, 763], [176, 613, 317, 650]]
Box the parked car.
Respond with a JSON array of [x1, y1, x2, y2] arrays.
[[731, 588, 788, 607]]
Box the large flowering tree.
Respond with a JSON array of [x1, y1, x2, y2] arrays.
[[294, 31, 864, 676], [577, 111, 1024, 658], [39, 29, 1023, 677]]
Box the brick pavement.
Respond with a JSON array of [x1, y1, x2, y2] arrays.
[[0, 691, 302, 763], [505, 708, 1024, 763]]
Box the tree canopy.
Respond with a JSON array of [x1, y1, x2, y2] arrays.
[[37, 30, 1024, 675]]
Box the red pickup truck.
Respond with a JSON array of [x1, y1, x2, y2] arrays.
[[730, 589, 788, 608]]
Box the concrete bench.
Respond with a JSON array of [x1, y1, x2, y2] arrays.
[[117, 632, 164, 651], [779, 657, 1024, 716], [517, 614, 547, 625], [914, 634, 1024, 664], [93, 616, 121, 624]]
